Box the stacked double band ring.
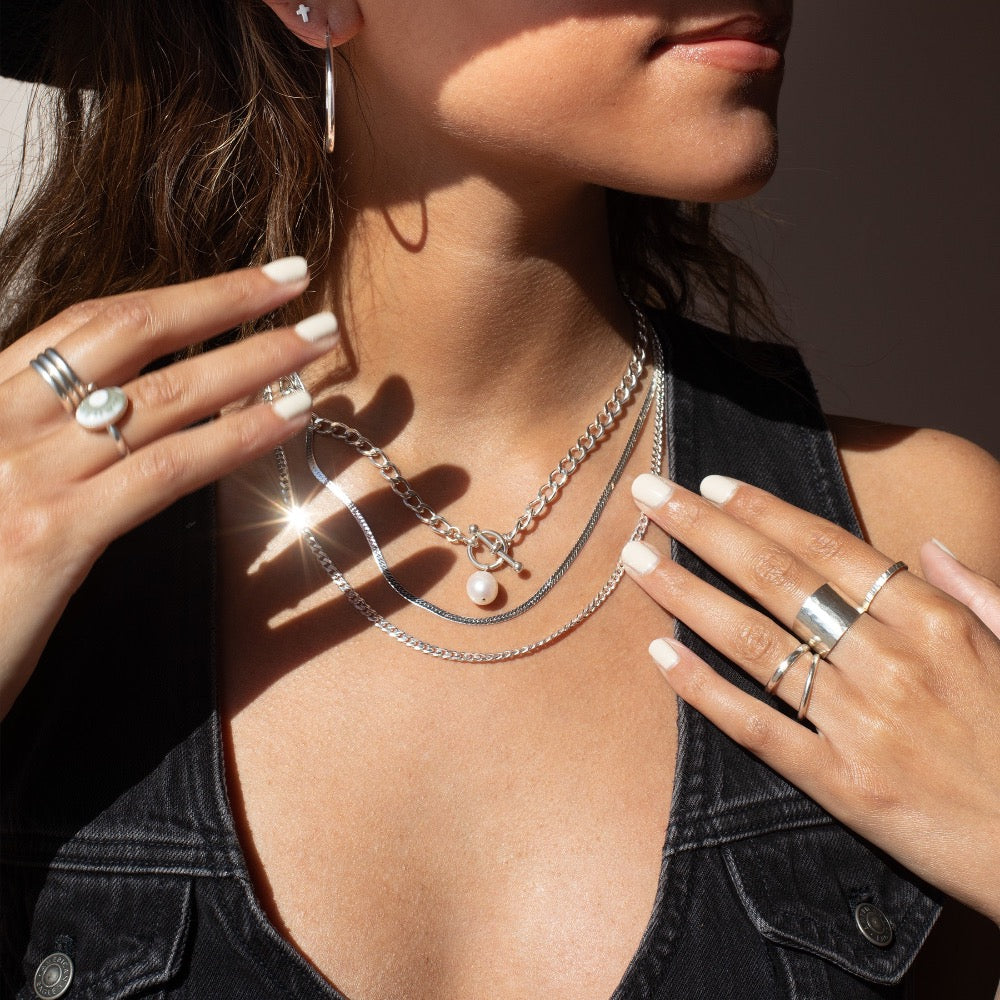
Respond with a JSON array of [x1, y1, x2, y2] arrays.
[[767, 642, 821, 721], [766, 642, 810, 695], [30, 348, 132, 458]]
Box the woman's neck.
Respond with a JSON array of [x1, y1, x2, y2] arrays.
[[306, 173, 638, 465]]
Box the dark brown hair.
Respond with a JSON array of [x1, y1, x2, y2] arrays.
[[0, 0, 780, 348]]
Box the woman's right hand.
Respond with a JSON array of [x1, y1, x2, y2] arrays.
[[0, 257, 338, 717]]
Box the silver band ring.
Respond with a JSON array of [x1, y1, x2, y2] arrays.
[[105, 422, 130, 458], [858, 561, 908, 614], [793, 583, 862, 658], [766, 642, 811, 695], [797, 652, 821, 721], [30, 349, 89, 414], [75, 386, 132, 458]]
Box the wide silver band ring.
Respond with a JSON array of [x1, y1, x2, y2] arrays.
[[29, 348, 89, 414], [793, 583, 861, 658], [766, 642, 811, 695], [798, 652, 821, 721], [858, 561, 908, 614]]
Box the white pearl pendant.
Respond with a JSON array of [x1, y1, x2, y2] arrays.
[[466, 570, 499, 606]]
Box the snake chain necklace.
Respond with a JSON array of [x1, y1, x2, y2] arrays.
[[271, 325, 666, 663]]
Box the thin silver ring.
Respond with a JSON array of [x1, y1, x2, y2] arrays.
[[105, 422, 130, 458], [766, 642, 811, 695], [30, 349, 89, 413], [858, 561, 908, 614], [793, 583, 862, 658], [797, 652, 821, 721]]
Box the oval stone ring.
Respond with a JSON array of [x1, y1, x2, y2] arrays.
[[75, 386, 131, 457]]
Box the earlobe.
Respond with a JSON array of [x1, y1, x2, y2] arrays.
[[261, 1, 363, 49], [327, 2, 364, 46]]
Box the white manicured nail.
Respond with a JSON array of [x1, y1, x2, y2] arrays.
[[649, 638, 679, 671], [262, 255, 308, 284], [632, 473, 674, 509], [621, 540, 661, 576], [294, 311, 339, 343], [272, 388, 312, 420], [700, 475, 739, 505], [931, 537, 958, 559]]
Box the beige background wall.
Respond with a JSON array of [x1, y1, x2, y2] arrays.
[[2, 4, 998, 456]]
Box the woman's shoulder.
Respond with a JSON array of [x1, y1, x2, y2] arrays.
[[827, 415, 1000, 580]]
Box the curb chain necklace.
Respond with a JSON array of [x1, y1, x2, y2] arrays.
[[271, 323, 666, 663], [304, 332, 660, 625], [305, 307, 649, 608]]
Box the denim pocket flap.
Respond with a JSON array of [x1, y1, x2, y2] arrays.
[[19, 870, 192, 999], [722, 825, 939, 984]]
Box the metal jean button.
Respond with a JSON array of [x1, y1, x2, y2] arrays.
[[33, 952, 74, 999], [854, 902, 894, 947]]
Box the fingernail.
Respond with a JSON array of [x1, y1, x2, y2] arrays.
[[700, 475, 739, 505], [649, 638, 680, 672], [632, 473, 674, 509], [294, 311, 339, 343], [272, 388, 312, 420], [931, 537, 958, 559], [622, 539, 661, 576], [262, 255, 309, 284]]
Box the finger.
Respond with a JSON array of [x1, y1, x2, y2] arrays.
[[700, 474, 932, 625], [630, 474, 830, 629], [630, 473, 929, 633], [0, 299, 110, 376], [6, 258, 310, 429], [59, 312, 339, 477], [622, 538, 844, 724], [76, 389, 314, 546], [647, 636, 823, 774], [920, 538, 1000, 634]]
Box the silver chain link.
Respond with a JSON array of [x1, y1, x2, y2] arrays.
[[306, 341, 661, 625], [309, 309, 649, 550], [270, 322, 667, 663]]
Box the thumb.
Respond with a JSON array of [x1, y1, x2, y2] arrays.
[[920, 539, 1000, 636]]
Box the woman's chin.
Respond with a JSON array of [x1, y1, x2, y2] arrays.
[[643, 139, 780, 203], [698, 158, 779, 203]]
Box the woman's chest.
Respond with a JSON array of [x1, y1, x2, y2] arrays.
[[219, 594, 678, 1000]]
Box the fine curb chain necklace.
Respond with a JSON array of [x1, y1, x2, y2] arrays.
[[304, 307, 649, 608], [305, 333, 660, 626], [271, 324, 667, 663]]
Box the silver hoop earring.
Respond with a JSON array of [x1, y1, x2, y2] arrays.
[[324, 29, 336, 153]]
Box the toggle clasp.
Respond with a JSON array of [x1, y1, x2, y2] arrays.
[[466, 525, 524, 573]]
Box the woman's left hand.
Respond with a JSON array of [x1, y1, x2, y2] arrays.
[[621, 473, 1000, 924]]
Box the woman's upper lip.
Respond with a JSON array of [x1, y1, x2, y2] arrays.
[[660, 14, 792, 48]]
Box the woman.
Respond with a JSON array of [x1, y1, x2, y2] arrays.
[[2, 1, 998, 998]]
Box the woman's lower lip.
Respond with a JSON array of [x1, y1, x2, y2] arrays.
[[662, 39, 783, 72]]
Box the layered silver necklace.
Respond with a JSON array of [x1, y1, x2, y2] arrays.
[[306, 309, 650, 608], [271, 317, 665, 662]]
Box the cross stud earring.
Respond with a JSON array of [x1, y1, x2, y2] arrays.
[[295, 4, 311, 22]]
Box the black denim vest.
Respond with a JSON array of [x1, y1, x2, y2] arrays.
[[1, 318, 940, 999]]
